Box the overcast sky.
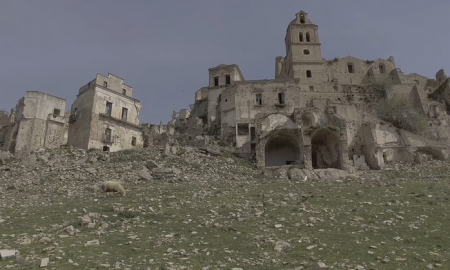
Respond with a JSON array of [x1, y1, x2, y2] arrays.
[[1, 1, 449, 124]]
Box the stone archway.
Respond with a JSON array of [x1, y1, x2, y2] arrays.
[[265, 135, 301, 167], [311, 128, 342, 169]]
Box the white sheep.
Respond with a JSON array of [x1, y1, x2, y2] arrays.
[[99, 181, 126, 196]]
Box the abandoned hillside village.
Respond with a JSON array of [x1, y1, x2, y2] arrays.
[[1, 10, 450, 173]]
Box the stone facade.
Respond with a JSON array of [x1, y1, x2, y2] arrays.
[[0, 92, 67, 156], [67, 73, 144, 152], [187, 10, 450, 170], [1, 10, 450, 170]]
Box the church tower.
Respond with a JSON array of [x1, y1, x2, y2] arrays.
[[283, 11, 323, 79]]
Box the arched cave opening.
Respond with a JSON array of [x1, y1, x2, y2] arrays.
[[311, 128, 342, 169], [265, 136, 301, 167]]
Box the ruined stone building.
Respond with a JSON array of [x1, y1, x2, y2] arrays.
[[1, 10, 449, 170], [67, 73, 144, 152], [0, 73, 145, 155], [0, 92, 67, 156], [188, 10, 450, 170]]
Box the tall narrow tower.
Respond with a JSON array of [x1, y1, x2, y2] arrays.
[[283, 11, 323, 78]]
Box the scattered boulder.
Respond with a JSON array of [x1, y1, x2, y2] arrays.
[[0, 249, 17, 260], [274, 240, 291, 252], [313, 168, 350, 181], [311, 262, 329, 270], [138, 168, 152, 181], [145, 160, 160, 170]]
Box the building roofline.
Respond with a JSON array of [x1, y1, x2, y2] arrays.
[[208, 64, 245, 81], [96, 85, 141, 103], [24, 91, 66, 101], [76, 84, 141, 103]]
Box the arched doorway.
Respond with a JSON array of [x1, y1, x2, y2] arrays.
[[265, 135, 301, 167], [311, 128, 342, 169]]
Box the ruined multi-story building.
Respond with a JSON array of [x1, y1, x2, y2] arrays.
[[1, 10, 449, 170], [67, 73, 143, 152], [188, 10, 450, 170], [0, 92, 67, 156]]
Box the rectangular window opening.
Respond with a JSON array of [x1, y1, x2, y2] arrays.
[[214, 76, 219, 86], [104, 128, 112, 142], [250, 143, 256, 153], [225, 74, 231, 85], [105, 102, 112, 116], [255, 94, 263, 106], [237, 123, 249, 136], [122, 89, 127, 95], [121, 107, 128, 121], [103, 81, 108, 88], [131, 136, 136, 146], [278, 93, 285, 104], [250, 127, 256, 141], [53, 108, 60, 115], [347, 65, 354, 73]]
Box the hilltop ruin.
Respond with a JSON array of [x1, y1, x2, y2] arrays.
[[1, 10, 450, 172]]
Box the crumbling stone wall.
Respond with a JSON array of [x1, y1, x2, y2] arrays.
[[1, 92, 67, 156], [0, 110, 9, 126]]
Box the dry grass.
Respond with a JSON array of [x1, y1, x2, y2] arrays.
[[0, 151, 449, 269]]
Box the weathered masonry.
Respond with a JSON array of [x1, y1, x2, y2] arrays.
[[0, 92, 67, 156], [67, 73, 143, 152], [187, 10, 450, 170]]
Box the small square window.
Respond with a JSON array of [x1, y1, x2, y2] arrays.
[[347, 64, 354, 73], [237, 123, 249, 135], [53, 108, 60, 115], [309, 86, 315, 91]]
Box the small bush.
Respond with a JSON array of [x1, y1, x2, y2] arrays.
[[304, 125, 321, 136], [366, 76, 394, 99]]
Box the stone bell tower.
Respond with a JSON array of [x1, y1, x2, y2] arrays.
[[283, 11, 323, 79]]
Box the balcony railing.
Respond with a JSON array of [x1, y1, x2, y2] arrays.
[[102, 134, 114, 144], [98, 113, 142, 130], [47, 114, 65, 124]]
